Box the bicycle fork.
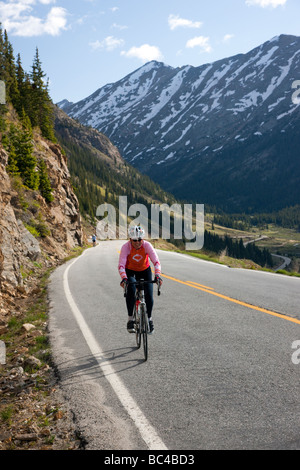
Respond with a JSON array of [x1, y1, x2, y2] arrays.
[[136, 299, 149, 333], [135, 299, 141, 326]]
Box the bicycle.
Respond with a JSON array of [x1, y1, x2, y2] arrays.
[[124, 279, 161, 361]]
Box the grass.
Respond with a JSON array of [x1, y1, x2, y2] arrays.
[[177, 249, 262, 269], [1, 405, 15, 425], [276, 269, 300, 278], [62, 245, 87, 262], [180, 250, 224, 265]]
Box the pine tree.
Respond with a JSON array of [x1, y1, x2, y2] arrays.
[[19, 107, 32, 132], [0, 26, 9, 128], [2, 30, 19, 107], [29, 47, 45, 126], [38, 158, 53, 203], [8, 123, 39, 190], [6, 141, 19, 176], [0, 25, 5, 82], [15, 53, 27, 115], [29, 48, 56, 141]]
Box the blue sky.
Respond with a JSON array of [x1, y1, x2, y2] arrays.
[[1, 0, 300, 103]]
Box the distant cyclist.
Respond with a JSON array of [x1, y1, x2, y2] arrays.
[[118, 225, 162, 334], [92, 234, 96, 247]]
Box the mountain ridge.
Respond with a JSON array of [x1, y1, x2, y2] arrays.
[[54, 105, 177, 221], [59, 34, 300, 213]]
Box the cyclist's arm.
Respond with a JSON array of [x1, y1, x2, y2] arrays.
[[144, 241, 161, 277], [118, 241, 130, 280]]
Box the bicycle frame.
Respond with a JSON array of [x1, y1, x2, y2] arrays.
[[124, 278, 160, 361]]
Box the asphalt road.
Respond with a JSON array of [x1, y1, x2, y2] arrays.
[[48, 240, 300, 450]]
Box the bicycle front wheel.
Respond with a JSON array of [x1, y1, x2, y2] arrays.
[[141, 305, 148, 361], [135, 305, 141, 349]]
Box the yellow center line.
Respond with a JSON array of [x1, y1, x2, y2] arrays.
[[160, 273, 300, 326], [116, 248, 299, 326], [183, 280, 215, 290], [161, 273, 214, 291]]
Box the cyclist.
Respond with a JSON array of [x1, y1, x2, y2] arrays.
[[118, 225, 162, 334]]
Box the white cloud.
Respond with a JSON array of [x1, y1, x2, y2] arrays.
[[223, 34, 234, 42], [0, 2, 67, 36], [168, 14, 202, 30], [186, 36, 212, 53], [121, 44, 163, 62], [111, 23, 128, 31], [0, 1, 32, 21], [44, 6, 67, 35], [245, 0, 287, 7], [90, 36, 125, 51]]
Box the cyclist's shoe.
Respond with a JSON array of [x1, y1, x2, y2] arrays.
[[127, 320, 135, 333], [148, 320, 154, 334]]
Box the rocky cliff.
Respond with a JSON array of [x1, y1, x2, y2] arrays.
[[0, 131, 84, 324]]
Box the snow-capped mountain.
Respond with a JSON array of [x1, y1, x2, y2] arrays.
[[58, 35, 300, 212]]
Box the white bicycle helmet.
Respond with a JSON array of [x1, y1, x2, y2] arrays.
[[128, 225, 145, 240]]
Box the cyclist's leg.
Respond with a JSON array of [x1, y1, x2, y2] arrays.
[[142, 267, 154, 318], [125, 269, 136, 315], [125, 269, 136, 332], [138, 267, 154, 334]]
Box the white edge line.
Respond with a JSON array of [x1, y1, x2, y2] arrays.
[[63, 255, 168, 451]]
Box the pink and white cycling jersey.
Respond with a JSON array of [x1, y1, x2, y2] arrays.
[[118, 240, 161, 280]]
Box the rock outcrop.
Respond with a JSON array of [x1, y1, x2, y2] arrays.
[[0, 133, 84, 320]]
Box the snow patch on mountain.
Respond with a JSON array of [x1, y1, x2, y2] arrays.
[[137, 67, 188, 126]]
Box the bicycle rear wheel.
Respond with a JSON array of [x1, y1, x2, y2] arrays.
[[141, 305, 148, 361]]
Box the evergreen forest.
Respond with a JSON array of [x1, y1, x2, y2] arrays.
[[0, 25, 54, 202], [213, 206, 300, 233], [203, 230, 273, 267]]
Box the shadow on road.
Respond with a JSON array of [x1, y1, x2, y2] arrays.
[[54, 346, 145, 385]]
